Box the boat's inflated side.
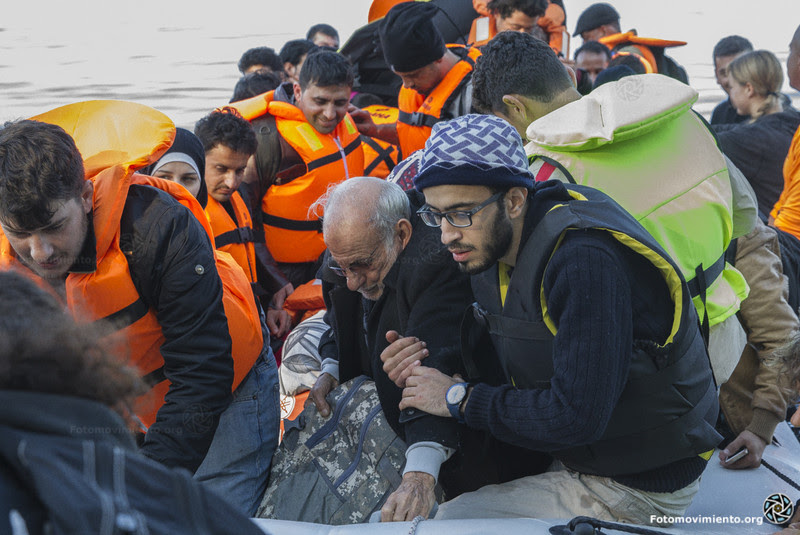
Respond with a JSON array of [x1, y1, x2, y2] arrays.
[[251, 422, 800, 534]]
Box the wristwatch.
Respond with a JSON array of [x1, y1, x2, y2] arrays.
[[446, 382, 469, 423]]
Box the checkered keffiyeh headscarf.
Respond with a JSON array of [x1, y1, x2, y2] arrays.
[[413, 114, 534, 191]]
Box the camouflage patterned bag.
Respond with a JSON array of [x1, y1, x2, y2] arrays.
[[256, 375, 406, 524]]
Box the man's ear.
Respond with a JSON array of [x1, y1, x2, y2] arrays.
[[565, 64, 578, 88], [293, 82, 302, 102], [81, 179, 94, 214], [505, 187, 528, 220], [501, 94, 527, 124], [395, 218, 413, 250]]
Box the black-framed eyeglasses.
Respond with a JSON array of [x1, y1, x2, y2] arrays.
[[416, 192, 504, 228], [329, 243, 381, 278]]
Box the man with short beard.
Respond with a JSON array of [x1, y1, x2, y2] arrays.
[[392, 114, 721, 525]]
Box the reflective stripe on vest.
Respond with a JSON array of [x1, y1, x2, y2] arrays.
[[262, 103, 365, 263]]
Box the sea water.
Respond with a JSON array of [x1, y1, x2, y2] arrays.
[[0, 0, 798, 129]]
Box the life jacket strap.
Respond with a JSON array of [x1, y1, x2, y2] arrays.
[[91, 297, 149, 334], [142, 366, 166, 388], [215, 226, 256, 248], [262, 212, 323, 233], [397, 110, 441, 129], [361, 135, 396, 175], [307, 137, 362, 172], [686, 254, 726, 300]]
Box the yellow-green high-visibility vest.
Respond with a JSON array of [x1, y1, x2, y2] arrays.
[[525, 74, 749, 327]]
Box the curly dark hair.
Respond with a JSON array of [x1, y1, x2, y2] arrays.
[[0, 271, 144, 413], [237, 46, 283, 75], [488, 0, 548, 19], [0, 120, 85, 230], [230, 70, 283, 103], [472, 31, 573, 113], [279, 39, 318, 66], [194, 109, 257, 156]]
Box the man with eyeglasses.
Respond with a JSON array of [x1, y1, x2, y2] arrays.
[[391, 114, 721, 525], [307, 176, 549, 522]]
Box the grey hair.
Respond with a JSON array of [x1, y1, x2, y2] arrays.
[[317, 176, 410, 248]]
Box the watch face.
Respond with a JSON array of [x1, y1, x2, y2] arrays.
[[446, 383, 467, 405]]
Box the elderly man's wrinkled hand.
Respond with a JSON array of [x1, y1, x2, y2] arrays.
[[380, 471, 436, 522], [308, 372, 339, 418], [381, 330, 429, 387]]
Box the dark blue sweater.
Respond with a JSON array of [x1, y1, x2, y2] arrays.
[[464, 185, 708, 492]]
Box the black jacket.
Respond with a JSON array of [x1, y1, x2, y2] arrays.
[[713, 108, 800, 217], [0, 390, 263, 535], [117, 184, 234, 472], [318, 191, 473, 449]]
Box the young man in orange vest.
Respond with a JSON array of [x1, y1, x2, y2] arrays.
[[241, 50, 364, 289], [0, 115, 278, 517], [195, 108, 293, 338], [350, 2, 481, 157]]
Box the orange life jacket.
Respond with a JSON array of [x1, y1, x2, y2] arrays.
[[397, 45, 481, 156], [205, 191, 258, 284], [361, 104, 402, 179], [131, 175, 264, 415], [266, 98, 364, 263], [0, 100, 262, 428], [229, 91, 365, 263], [599, 32, 686, 75], [772, 126, 800, 238]]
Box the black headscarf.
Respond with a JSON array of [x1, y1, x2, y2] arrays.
[[141, 127, 208, 208]]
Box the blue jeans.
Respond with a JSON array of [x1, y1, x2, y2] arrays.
[[194, 346, 280, 516]]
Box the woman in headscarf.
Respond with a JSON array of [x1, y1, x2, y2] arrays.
[[141, 127, 207, 205]]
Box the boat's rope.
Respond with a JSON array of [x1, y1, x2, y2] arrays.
[[559, 516, 670, 534], [407, 515, 425, 535], [762, 459, 800, 493]]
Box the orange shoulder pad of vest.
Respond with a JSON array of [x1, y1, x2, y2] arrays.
[[228, 90, 276, 122], [600, 31, 686, 50], [31, 100, 175, 179]]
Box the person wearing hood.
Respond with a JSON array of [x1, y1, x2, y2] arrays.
[[143, 123, 293, 338]]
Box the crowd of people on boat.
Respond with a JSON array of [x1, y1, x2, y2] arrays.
[[3, 0, 800, 533]]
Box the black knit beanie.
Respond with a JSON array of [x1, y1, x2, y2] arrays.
[[379, 2, 446, 72]]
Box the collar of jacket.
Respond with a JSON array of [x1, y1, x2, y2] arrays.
[[0, 390, 137, 450]]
